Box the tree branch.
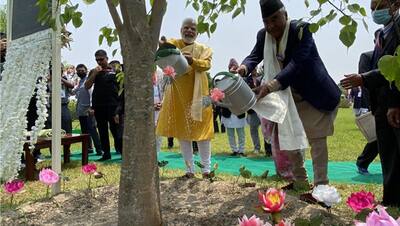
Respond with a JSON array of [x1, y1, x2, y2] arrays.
[[149, 0, 167, 44], [327, 0, 348, 16], [106, 0, 123, 31]]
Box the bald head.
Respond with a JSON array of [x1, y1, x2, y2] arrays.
[[180, 18, 198, 44]]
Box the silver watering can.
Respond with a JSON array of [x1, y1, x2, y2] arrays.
[[155, 44, 189, 76], [212, 72, 257, 115]]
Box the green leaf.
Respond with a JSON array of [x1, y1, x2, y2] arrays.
[[112, 49, 118, 57], [232, 7, 242, 19], [198, 15, 205, 23], [210, 23, 217, 33], [339, 25, 356, 47], [355, 209, 374, 221], [339, 15, 352, 25], [378, 55, 400, 84], [230, 0, 238, 7], [210, 13, 218, 23], [317, 0, 328, 4], [308, 23, 319, 33], [304, 0, 310, 8], [72, 13, 83, 28], [359, 7, 367, 16], [82, 0, 96, 4], [192, 2, 200, 11], [221, 4, 234, 13], [317, 17, 328, 27], [362, 18, 369, 32], [348, 4, 360, 13], [310, 8, 321, 16], [98, 34, 104, 45], [326, 10, 337, 22], [59, 0, 68, 4], [197, 22, 209, 33]]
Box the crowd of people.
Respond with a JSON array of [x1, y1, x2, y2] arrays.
[[7, 0, 398, 208]]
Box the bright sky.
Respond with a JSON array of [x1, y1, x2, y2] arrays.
[[5, 0, 380, 82]]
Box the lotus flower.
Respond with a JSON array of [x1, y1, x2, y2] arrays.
[[311, 185, 341, 207], [355, 206, 400, 226], [210, 88, 225, 102], [346, 191, 376, 213], [258, 188, 285, 213], [82, 163, 97, 175], [3, 179, 24, 195], [39, 168, 59, 185], [163, 65, 176, 79], [238, 215, 269, 226]]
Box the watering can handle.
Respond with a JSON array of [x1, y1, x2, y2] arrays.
[[212, 71, 238, 87]]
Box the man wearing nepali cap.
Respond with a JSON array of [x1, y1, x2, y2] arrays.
[[233, 0, 341, 192]]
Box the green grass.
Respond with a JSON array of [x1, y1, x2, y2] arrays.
[[0, 108, 382, 218]]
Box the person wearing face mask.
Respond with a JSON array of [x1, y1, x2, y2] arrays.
[[341, 0, 400, 207], [156, 18, 214, 179], [73, 64, 103, 156]]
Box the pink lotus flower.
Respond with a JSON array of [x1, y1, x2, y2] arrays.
[[210, 88, 225, 102], [346, 191, 376, 213], [258, 188, 285, 213], [3, 179, 24, 195], [238, 215, 268, 226], [39, 168, 59, 185], [82, 163, 97, 175], [163, 65, 176, 79], [355, 206, 400, 226]]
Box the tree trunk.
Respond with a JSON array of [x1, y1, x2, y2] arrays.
[[117, 26, 162, 226]]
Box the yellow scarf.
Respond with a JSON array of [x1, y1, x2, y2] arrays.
[[181, 42, 212, 121]]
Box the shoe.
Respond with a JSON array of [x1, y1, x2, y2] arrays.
[[88, 149, 94, 154], [96, 156, 111, 161], [230, 152, 239, 156], [357, 166, 370, 175], [239, 153, 246, 157]]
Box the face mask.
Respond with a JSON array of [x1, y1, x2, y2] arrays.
[[372, 8, 392, 25], [77, 72, 86, 78]]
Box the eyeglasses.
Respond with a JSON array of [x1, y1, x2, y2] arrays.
[[95, 58, 105, 62]]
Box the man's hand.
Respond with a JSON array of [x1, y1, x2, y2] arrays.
[[235, 65, 247, 76], [88, 108, 95, 116], [113, 114, 120, 124], [159, 36, 167, 45], [387, 108, 400, 128], [182, 52, 193, 65], [340, 74, 363, 89], [252, 84, 270, 100]]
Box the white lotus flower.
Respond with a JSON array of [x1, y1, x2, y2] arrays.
[[312, 185, 341, 207]]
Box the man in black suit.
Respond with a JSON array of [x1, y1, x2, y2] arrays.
[[354, 51, 379, 175], [341, 0, 400, 207]]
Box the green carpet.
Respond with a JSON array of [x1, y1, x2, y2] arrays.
[[69, 150, 382, 184]]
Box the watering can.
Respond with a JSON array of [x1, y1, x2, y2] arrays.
[[212, 72, 257, 115], [155, 43, 189, 76]]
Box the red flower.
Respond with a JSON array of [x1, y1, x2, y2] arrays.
[[346, 191, 376, 213], [3, 179, 24, 195], [210, 88, 225, 102], [258, 188, 285, 213], [163, 66, 176, 79], [82, 163, 97, 175]]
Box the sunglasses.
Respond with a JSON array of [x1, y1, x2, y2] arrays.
[[95, 58, 105, 62]]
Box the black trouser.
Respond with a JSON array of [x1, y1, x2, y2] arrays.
[[356, 141, 378, 169], [375, 113, 400, 207], [168, 137, 174, 148], [61, 104, 72, 133], [79, 115, 102, 153], [94, 106, 122, 157]]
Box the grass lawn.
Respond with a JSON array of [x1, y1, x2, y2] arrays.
[[0, 108, 383, 219]]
